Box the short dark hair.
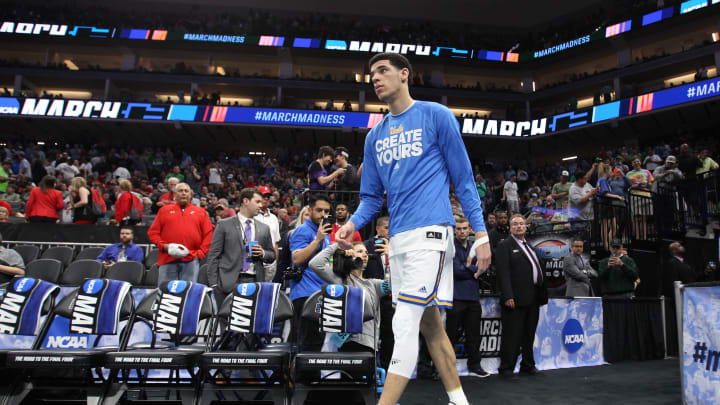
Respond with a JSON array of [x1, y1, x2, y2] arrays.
[[334, 146, 349, 158], [369, 53, 413, 86], [318, 146, 334, 159], [239, 187, 261, 205], [495, 210, 508, 217], [309, 193, 331, 208], [574, 169, 586, 179], [376, 216, 389, 227], [120, 226, 134, 234], [571, 238, 584, 246]]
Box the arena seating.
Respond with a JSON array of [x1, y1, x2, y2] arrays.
[[12, 245, 39, 266], [74, 247, 105, 261], [59, 259, 103, 286], [292, 287, 377, 405], [199, 285, 294, 405], [3, 277, 134, 405], [105, 261, 145, 285], [24, 259, 63, 283], [40, 246, 74, 270]]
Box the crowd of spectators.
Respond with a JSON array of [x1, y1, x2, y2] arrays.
[[0, 127, 716, 236]]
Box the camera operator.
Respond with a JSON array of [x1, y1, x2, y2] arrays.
[[309, 241, 390, 352], [289, 193, 333, 349]]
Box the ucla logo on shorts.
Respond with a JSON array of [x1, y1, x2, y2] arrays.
[[168, 280, 188, 293], [82, 279, 105, 295], [237, 283, 257, 296], [562, 319, 585, 353], [326, 284, 344, 298], [13, 277, 36, 293]]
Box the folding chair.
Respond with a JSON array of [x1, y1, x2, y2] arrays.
[[12, 245, 39, 266], [200, 282, 294, 405], [41, 246, 74, 269], [75, 247, 106, 262], [60, 260, 103, 286], [105, 261, 145, 286], [143, 264, 158, 287], [292, 285, 378, 405], [25, 259, 63, 284], [104, 280, 214, 405], [4, 277, 134, 405]]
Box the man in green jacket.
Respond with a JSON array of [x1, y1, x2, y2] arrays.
[[598, 239, 639, 298]]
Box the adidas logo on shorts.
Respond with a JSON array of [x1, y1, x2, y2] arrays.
[[426, 231, 442, 240], [418, 286, 427, 293]]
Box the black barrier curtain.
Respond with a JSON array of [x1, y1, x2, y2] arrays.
[[603, 298, 665, 362], [0, 223, 152, 245]]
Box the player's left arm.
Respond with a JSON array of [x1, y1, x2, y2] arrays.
[[435, 107, 491, 271]]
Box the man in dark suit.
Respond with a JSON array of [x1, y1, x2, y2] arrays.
[[206, 188, 276, 305], [496, 214, 546, 378], [664, 242, 695, 297]]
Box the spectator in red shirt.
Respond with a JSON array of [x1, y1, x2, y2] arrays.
[[115, 180, 142, 226], [330, 203, 362, 243], [155, 177, 179, 210], [25, 175, 65, 223], [148, 182, 213, 285]]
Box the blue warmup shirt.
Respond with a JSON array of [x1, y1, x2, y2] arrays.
[[288, 220, 330, 301], [350, 101, 485, 236], [96, 242, 145, 263]]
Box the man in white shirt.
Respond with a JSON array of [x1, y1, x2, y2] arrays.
[[502, 174, 519, 214], [569, 168, 599, 222], [254, 185, 281, 281], [55, 158, 80, 181], [113, 165, 131, 182]]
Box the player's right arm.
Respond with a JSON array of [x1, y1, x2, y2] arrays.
[[340, 131, 384, 246]]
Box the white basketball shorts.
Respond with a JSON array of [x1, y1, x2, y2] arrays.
[[388, 224, 455, 309]]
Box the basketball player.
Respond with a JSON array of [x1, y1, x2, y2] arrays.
[[337, 53, 491, 405]]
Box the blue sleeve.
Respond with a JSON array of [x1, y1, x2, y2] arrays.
[[289, 227, 309, 253], [128, 246, 144, 263], [349, 128, 385, 230], [96, 247, 110, 262], [435, 106, 485, 231]]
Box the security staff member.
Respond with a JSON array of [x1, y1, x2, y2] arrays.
[[496, 214, 547, 378]]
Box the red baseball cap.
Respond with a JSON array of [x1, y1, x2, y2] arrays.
[[258, 185, 272, 195]]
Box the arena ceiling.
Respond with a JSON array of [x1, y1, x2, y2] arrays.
[[116, 0, 605, 29]]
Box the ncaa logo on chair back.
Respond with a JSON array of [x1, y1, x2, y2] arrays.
[[229, 283, 257, 333], [69, 279, 105, 334], [321, 285, 345, 332]]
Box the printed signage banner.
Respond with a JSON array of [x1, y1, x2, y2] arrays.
[[682, 286, 720, 405], [456, 297, 605, 375]]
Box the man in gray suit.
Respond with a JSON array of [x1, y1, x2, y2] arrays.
[[207, 188, 276, 305], [563, 238, 598, 297]]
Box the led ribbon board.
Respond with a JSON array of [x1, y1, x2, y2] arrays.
[[1, 77, 720, 136]]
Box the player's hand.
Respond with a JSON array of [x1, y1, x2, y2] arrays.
[[468, 231, 491, 271], [336, 221, 356, 249], [504, 299, 515, 309]]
